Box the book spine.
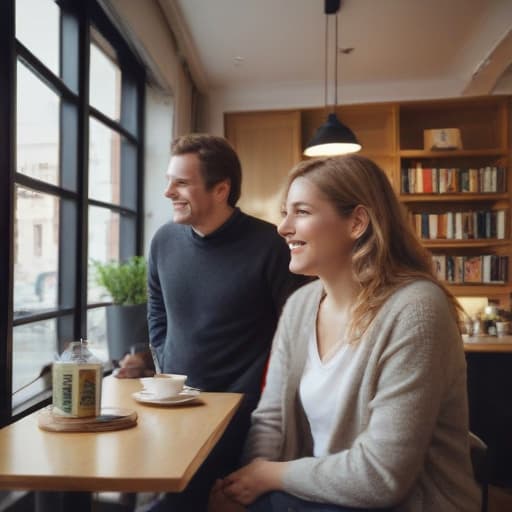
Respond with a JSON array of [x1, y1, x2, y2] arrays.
[[429, 214, 438, 239], [446, 212, 454, 239], [416, 162, 423, 193], [497, 210, 505, 239], [455, 212, 463, 240], [421, 213, 429, 239], [401, 168, 409, 193], [423, 167, 432, 193]]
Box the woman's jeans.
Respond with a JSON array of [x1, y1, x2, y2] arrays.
[[249, 491, 393, 512]]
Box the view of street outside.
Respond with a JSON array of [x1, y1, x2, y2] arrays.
[[13, 0, 122, 393]]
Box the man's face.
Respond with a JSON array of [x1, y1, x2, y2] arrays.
[[164, 153, 219, 232]]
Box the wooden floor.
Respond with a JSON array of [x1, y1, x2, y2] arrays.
[[489, 485, 512, 512]]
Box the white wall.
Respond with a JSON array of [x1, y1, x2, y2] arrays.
[[105, 0, 193, 135], [206, 78, 465, 136], [102, 0, 194, 251], [144, 86, 174, 255]]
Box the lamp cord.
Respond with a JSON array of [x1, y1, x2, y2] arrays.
[[324, 15, 328, 112], [334, 13, 338, 108], [325, 13, 339, 111]]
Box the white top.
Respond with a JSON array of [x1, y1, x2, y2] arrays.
[[299, 329, 352, 456]]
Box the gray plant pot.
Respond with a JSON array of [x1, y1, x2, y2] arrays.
[[106, 303, 149, 362]]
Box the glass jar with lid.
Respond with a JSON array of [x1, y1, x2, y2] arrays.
[[52, 339, 103, 417]]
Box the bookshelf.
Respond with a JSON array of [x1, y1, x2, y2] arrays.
[[225, 95, 511, 307], [398, 96, 510, 305]]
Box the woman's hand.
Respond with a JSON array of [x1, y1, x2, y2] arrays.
[[220, 458, 286, 505], [208, 483, 246, 512]]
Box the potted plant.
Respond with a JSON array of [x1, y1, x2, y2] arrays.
[[94, 256, 149, 363]]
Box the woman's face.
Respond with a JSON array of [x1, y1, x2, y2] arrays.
[[278, 176, 357, 277]]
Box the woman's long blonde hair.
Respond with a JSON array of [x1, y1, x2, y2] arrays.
[[286, 155, 463, 342]]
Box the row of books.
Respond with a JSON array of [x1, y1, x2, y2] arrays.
[[401, 165, 507, 194], [432, 254, 508, 284], [412, 210, 506, 240]]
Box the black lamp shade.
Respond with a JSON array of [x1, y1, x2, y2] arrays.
[[304, 113, 362, 157]]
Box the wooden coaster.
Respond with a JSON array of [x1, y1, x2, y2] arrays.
[[38, 406, 137, 432]]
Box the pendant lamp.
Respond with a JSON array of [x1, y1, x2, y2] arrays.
[[304, 0, 361, 157]]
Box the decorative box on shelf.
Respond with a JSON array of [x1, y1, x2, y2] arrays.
[[423, 128, 462, 151]]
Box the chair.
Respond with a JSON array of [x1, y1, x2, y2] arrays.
[[469, 431, 489, 512]]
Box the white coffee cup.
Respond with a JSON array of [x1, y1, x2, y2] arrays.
[[139, 374, 187, 399]]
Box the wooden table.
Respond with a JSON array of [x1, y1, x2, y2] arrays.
[[0, 377, 242, 494]]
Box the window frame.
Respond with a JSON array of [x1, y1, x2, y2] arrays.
[[0, 0, 146, 426]]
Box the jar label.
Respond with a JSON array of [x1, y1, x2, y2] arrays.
[[52, 363, 102, 417]]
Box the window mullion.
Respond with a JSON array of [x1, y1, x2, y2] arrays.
[[74, 1, 91, 343], [0, 0, 16, 427]]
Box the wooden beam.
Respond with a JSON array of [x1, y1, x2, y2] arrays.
[[463, 29, 512, 96]]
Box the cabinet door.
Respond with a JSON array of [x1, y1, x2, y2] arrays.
[[301, 104, 398, 188], [225, 111, 301, 225]]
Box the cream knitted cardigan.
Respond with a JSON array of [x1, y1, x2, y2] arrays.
[[243, 280, 480, 511]]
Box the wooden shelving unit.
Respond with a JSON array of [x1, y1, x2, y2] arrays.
[[422, 240, 509, 249], [399, 149, 507, 158], [398, 96, 511, 306], [400, 193, 508, 203], [225, 95, 512, 307]]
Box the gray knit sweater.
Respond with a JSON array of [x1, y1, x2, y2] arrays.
[[244, 280, 480, 511]]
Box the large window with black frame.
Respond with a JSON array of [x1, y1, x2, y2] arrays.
[[0, 0, 145, 425]]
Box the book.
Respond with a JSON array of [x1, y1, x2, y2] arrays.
[[460, 168, 470, 192], [432, 255, 446, 281], [491, 167, 497, 192], [419, 213, 428, 239], [432, 168, 438, 193], [422, 168, 433, 193], [408, 168, 416, 193], [497, 167, 506, 192], [484, 211, 492, 238], [446, 168, 458, 193], [455, 256, 464, 283], [446, 256, 455, 282], [482, 255, 491, 283], [455, 212, 463, 240], [428, 214, 438, 239], [464, 256, 482, 283], [416, 162, 423, 193], [469, 168, 479, 192], [446, 212, 454, 239], [497, 210, 505, 239], [437, 213, 447, 239], [401, 168, 409, 193], [414, 214, 422, 238], [439, 168, 448, 193], [462, 212, 474, 239], [483, 166, 492, 192]]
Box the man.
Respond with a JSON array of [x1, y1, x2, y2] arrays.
[[118, 134, 307, 510]]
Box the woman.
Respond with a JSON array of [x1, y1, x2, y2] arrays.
[[210, 155, 480, 512]]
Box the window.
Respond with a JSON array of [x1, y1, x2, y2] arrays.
[[0, 0, 145, 424], [33, 224, 43, 258]]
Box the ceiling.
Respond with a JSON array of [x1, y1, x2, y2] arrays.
[[163, 0, 512, 98]]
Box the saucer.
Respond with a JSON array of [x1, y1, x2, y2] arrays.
[[132, 388, 200, 405]]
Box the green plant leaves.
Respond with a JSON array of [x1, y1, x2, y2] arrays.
[[93, 256, 147, 305]]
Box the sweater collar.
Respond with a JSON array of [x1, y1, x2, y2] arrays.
[[189, 207, 243, 244]]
